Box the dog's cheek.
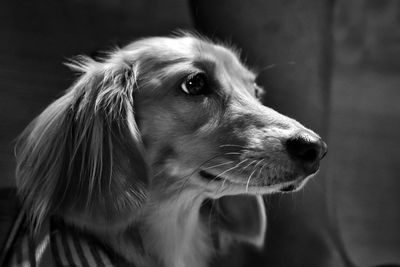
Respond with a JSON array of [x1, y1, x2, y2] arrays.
[[171, 97, 221, 134]]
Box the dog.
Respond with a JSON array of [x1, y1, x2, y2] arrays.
[[14, 33, 327, 267]]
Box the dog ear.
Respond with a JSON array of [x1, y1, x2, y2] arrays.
[[213, 195, 267, 250], [15, 57, 148, 231]]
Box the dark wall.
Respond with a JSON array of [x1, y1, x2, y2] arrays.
[[191, 1, 342, 266], [330, 0, 400, 265]]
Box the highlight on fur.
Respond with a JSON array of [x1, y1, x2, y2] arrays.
[[15, 32, 327, 267], [15, 53, 147, 232]]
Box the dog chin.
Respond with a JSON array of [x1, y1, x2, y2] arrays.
[[197, 170, 317, 196]]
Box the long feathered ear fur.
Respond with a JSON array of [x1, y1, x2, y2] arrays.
[[15, 56, 148, 232]]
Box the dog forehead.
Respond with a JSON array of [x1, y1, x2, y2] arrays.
[[127, 36, 251, 72], [190, 39, 256, 82], [189, 38, 252, 74]]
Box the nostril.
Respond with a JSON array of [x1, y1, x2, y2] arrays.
[[286, 136, 325, 164], [299, 146, 319, 162]]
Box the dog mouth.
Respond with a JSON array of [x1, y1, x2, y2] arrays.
[[199, 170, 225, 182], [199, 170, 250, 187], [278, 184, 297, 192], [198, 170, 304, 193]]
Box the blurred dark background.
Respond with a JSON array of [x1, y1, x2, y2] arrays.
[[0, 0, 399, 266]]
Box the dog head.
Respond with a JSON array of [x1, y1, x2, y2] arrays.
[[130, 36, 327, 198], [15, 34, 326, 247]]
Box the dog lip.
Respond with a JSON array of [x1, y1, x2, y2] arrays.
[[199, 170, 295, 188], [199, 170, 246, 186], [278, 171, 318, 193], [302, 162, 320, 176], [199, 170, 225, 182], [199, 170, 312, 192], [279, 184, 297, 192]]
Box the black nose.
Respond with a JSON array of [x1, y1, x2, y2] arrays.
[[286, 134, 327, 171]]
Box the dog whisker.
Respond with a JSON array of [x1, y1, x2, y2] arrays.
[[252, 159, 265, 170], [216, 167, 240, 194], [202, 161, 234, 170], [224, 152, 242, 155], [207, 199, 217, 237], [241, 160, 258, 172], [174, 153, 230, 200], [213, 160, 248, 182], [108, 136, 114, 198], [245, 159, 264, 192], [219, 144, 246, 148], [218, 159, 248, 192], [256, 163, 267, 181]]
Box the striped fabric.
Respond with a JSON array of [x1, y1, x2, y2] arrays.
[[6, 217, 131, 267]]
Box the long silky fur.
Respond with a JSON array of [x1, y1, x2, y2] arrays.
[[15, 54, 147, 232]]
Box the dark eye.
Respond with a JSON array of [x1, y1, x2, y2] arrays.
[[181, 73, 208, 95]]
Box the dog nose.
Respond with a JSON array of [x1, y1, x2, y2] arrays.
[[285, 133, 327, 172]]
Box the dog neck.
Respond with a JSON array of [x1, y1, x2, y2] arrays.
[[141, 190, 212, 267], [101, 187, 213, 267]]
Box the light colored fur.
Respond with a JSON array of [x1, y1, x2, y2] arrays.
[[15, 33, 324, 267], [143, 193, 211, 267]]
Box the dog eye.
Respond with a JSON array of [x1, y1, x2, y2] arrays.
[[181, 73, 208, 95]]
